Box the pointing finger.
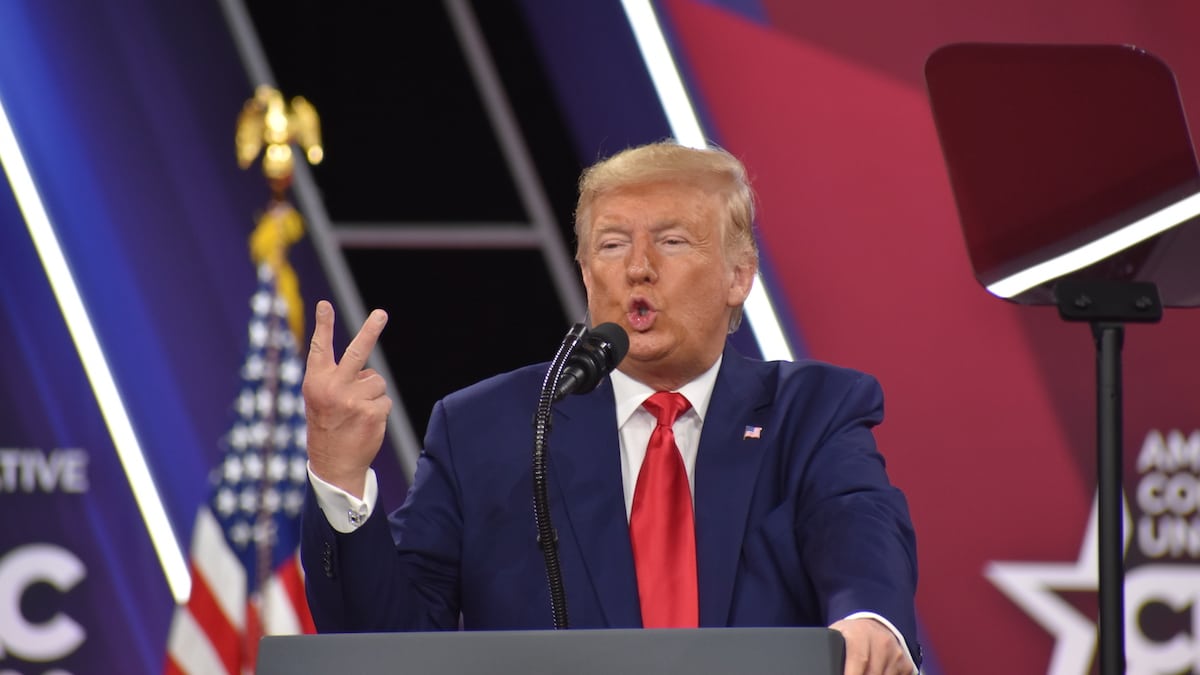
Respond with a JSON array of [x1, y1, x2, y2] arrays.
[[306, 300, 336, 374], [338, 308, 388, 378]]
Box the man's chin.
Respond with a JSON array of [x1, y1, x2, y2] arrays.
[[624, 336, 671, 365]]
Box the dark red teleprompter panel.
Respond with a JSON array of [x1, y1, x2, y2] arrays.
[[927, 43, 1200, 305]]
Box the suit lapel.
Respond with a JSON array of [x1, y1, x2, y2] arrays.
[[694, 347, 773, 626], [548, 378, 641, 627]]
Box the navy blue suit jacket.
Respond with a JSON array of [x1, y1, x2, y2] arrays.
[[302, 345, 920, 663]]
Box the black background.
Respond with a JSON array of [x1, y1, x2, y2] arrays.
[[246, 1, 587, 442]]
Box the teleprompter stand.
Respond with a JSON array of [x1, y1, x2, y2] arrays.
[[926, 41, 1200, 673], [1054, 279, 1163, 675]]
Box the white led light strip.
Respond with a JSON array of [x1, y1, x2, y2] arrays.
[[0, 94, 191, 603], [986, 191, 1200, 299], [620, 0, 795, 361]]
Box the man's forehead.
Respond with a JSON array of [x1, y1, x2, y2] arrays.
[[590, 183, 720, 218]]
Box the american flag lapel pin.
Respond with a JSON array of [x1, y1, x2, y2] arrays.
[[743, 425, 762, 440]]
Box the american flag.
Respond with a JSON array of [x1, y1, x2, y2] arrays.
[[743, 425, 762, 440], [165, 264, 314, 674]]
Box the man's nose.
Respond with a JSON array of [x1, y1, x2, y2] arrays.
[[625, 239, 659, 283]]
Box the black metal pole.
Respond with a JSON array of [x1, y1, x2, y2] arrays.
[[1093, 321, 1125, 675]]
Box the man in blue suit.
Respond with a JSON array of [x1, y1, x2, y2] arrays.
[[301, 142, 920, 675]]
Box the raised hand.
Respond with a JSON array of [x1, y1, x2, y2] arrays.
[[302, 300, 392, 498]]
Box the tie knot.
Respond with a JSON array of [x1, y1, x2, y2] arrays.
[[642, 392, 692, 427]]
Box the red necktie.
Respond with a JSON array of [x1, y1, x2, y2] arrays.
[[629, 391, 698, 628]]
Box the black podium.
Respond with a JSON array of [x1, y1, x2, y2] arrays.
[[256, 627, 845, 675]]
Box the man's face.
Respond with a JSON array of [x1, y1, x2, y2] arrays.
[[579, 180, 755, 390]]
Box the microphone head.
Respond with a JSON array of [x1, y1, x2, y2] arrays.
[[551, 322, 630, 401], [587, 322, 629, 369]]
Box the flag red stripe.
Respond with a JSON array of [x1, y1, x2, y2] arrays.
[[277, 555, 316, 633], [244, 597, 261, 671], [187, 564, 242, 675], [165, 271, 313, 673]]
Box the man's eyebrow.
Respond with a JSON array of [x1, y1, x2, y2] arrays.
[[591, 222, 628, 235], [651, 220, 685, 231], [591, 219, 690, 238]]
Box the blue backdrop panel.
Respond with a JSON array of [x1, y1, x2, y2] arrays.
[[0, 173, 170, 673], [0, 2, 338, 673]]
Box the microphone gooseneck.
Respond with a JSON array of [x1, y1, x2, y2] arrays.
[[532, 322, 629, 630], [532, 322, 585, 630]]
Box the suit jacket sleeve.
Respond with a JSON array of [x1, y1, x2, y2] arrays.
[[793, 370, 919, 661], [301, 399, 463, 632]]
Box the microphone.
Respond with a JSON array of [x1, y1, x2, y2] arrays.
[[535, 322, 627, 627], [552, 322, 629, 402]]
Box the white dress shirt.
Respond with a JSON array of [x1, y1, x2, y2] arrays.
[[611, 356, 720, 519]]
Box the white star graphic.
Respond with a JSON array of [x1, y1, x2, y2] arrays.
[[252, 286, 272, 314], [236, 389, 256, 420], [222, 455, 244, 484], [249, 319, 268, 348], [985, 493, 1133, 675], [267, 454, 288, 482], [280, 358, 303, 386], [242, 354, 265, 381]]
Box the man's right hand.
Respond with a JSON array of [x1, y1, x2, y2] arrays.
[[302, 300, 392, 498]]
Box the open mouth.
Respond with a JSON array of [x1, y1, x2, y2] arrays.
[[627, 299, 656, 330]]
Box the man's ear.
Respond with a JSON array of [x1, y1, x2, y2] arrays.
[[727, 255, 757, 307]]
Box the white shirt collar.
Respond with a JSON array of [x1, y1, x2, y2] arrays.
[[610, 354, 723, 425]]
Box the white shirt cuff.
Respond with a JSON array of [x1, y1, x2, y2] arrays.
[[307, 462, 378, 534], [838, 611, 919, 675]]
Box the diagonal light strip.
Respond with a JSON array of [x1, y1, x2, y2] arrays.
[[620, 0, 795, 361], [620, 0, 706, 150], [742, 282, 792, 360], [0, 94, 191, 603], [986, 191, 1200, 299]]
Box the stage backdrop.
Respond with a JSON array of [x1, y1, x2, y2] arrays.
[[0, 2, 399, 673], [645, 2, 1200, 673], [3, 2, 1200, 674], [521, 1, 1200, 672]]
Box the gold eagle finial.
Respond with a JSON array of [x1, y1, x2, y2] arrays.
[[236, 85, 324, 191], [237, 85, 322, 342]]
